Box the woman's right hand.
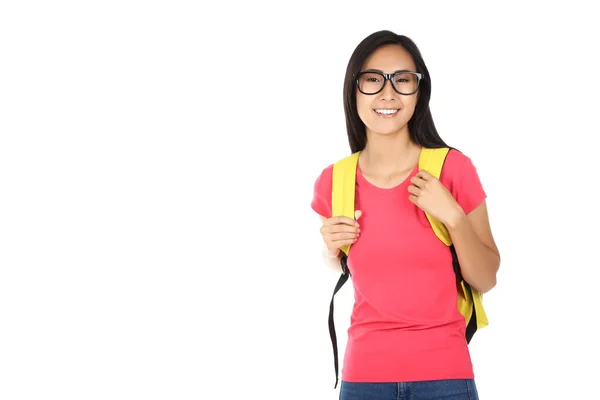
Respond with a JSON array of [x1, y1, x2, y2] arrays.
[[319, 210, 362, 257]]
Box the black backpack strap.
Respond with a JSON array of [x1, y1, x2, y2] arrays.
[[449, 244, 463, 284], [328, 255, 350, 389], [464, 283, 478, 343], [450, 244, 478, 344]]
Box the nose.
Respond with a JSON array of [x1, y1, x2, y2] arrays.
[[379, 77, 397, 100]]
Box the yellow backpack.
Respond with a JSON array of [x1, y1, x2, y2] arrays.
[[327, 147, 488, 388]]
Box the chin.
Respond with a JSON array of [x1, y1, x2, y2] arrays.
[[366, 121, 408, 136]]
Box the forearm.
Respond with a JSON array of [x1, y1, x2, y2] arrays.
[[322, 246, 343, 273], [447, 213, 500, 294]]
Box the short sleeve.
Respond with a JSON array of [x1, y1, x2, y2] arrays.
[[441, 150, 487, 215], [311, 164, 334, 218]]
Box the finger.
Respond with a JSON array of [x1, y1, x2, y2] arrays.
[[407, 185, 420, 196], [329, 237, 358, 249], [323, 223, 360, 235], [410, 176, 427, 188], [328, 215, 360, 227], [408, 194, 419, 204], [325, 232, 360, 242], [417, 170, 432, 180], [354, 210, 363, 220]]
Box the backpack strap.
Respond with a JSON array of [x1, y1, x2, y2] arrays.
[[419, 147, 489, 341], [328, 151, 359, 388], [418, 147, 452, 245], [328, 258, 349, 389], [332, 151, 360, 256]]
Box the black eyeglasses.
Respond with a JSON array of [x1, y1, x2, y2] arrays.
[[356, 71, 423, 95]]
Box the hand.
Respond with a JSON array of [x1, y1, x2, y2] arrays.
[[408, 171, 465, 227], [320, 210, 362, 257]]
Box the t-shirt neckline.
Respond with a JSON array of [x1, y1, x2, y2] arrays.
[[356, 162, 419, 192]]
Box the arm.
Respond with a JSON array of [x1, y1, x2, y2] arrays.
[[446, 200, 500, 294], [318, 215, 344, 274]]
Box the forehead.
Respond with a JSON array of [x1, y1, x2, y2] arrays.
[[362, 44, 416, 72]]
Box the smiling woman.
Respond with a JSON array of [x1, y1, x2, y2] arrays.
[[312, 30, 501, 400]]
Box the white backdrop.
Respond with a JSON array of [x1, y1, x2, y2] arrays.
[[1, 1, 599, 399]]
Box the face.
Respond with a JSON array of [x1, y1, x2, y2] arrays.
[[356, 44, 420, 137]]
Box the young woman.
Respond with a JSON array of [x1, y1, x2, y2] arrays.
[[311, 30, 500, 400]]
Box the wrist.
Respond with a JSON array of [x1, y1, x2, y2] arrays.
[[323, 247, 340, 259], [446, 206, 467, 230]]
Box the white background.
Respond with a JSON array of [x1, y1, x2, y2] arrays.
[[1, 1, 599, 399]]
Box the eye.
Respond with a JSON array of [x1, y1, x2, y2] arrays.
[[394, 73, 416, 83], [359, 72, 382, 83]]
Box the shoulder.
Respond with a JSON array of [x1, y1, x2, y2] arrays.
[[313, 151, 358, 192], [440, 148, 487, 214], [311, 163, 335, 218], [313, 163, 334, 192], [316, 163, 334, 182], [439, 148, 481, 183], [441, 148, 474, 175]]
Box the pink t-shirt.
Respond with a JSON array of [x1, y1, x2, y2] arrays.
[[311, 148, 487, 382]]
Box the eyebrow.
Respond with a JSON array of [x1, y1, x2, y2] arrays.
[[362, 68, 415, 74]]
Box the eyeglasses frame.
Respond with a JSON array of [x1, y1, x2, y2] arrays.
[[356, 71, 423, 96]]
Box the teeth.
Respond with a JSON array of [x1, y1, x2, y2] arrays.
[[375, 109, 398, 115]]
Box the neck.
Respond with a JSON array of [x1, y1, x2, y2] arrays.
[[360, 128, 421, 172]]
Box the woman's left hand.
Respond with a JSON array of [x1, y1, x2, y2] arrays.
[[408, 170, 465, 228]]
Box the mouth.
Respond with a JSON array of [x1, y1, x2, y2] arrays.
[[374, 108, 400, 117]]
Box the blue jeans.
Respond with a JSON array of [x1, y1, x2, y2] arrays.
[[339, 379, 479, 400]]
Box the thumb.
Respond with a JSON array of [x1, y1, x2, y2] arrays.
[[354, 210, 362, 220]]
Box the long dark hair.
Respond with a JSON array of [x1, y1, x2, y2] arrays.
[[343, 30, 449, 153]]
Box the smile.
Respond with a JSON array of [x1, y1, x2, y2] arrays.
[[374, 109, 399, 116]]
